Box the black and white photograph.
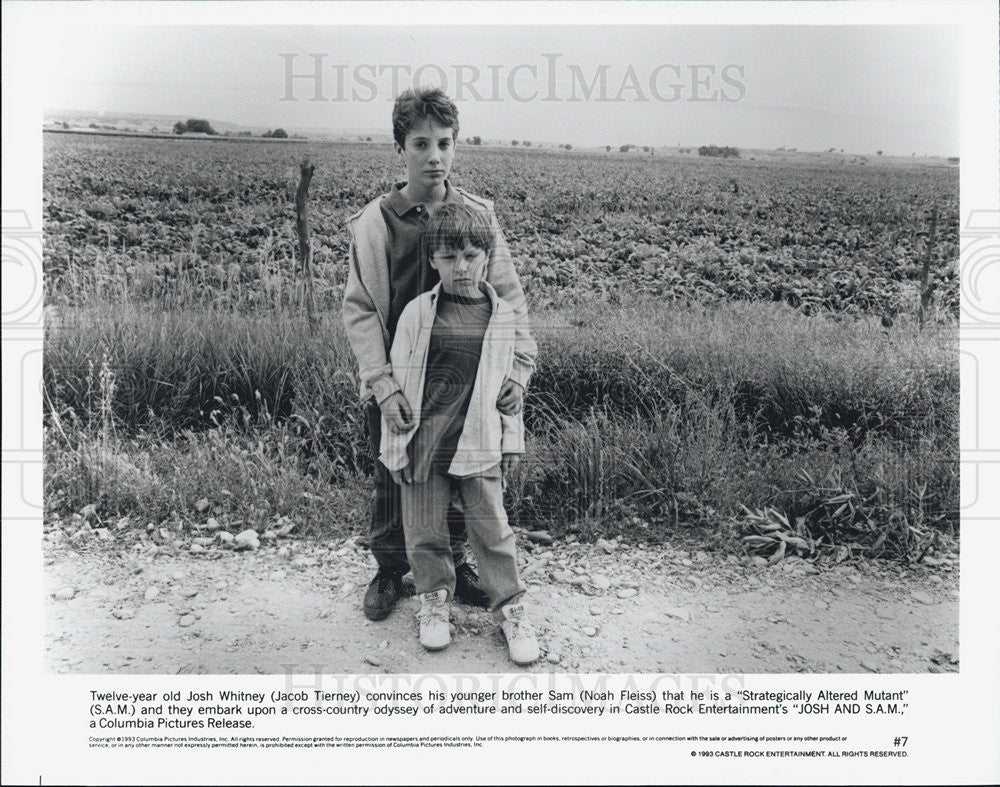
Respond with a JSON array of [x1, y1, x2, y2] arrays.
[[3, 1, 998, 784], [37, 22, 960, 675]]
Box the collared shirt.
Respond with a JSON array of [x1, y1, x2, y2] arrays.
[[380, 180, 466, 342]]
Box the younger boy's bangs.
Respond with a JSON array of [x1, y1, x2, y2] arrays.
[[425, 204, 494, 256]]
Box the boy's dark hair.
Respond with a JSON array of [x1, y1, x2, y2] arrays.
[[392, 87, 460, 148], [423, 203, 494, 259]]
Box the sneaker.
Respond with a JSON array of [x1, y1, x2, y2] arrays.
[[417, 589, 451, 651], [454, 563, 490, 609], [362, 568, 403, 621], [498, 601, 539, 666]]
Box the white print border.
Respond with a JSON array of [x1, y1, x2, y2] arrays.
[[3, 1, 999, 786]]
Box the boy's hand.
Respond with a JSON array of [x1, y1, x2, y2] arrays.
[[496, 380, 524, 415], [501, 453, 521, 488], [390, 465, 413, 486], [379, 391, 415, 435]]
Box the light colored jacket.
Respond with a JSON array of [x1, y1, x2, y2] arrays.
[[379, 280, 525, 477], [342, 187, 536, 401]]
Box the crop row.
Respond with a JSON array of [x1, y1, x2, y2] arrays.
[[43, 134, 959, 317]]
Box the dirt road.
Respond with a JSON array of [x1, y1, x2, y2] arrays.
[[44, 532, 958, 675]]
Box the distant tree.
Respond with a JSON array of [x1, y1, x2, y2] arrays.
[[605, 145, 611, 153], [151, 126, 159, 133], [619, 144, 632, 153], [173, 121, 187, 135], [947, 156, 959, 164], [271, 128, 288, 138], [185, 119, 217, 135], [698, 145, 740, 158], [512, 139, 519, 146], [564, 143, 572, 150], [641, 146, 650, 153], [472, 136, 482, 145], [365, 136, 372, 142], [523, 140, 531, 147], [876, 150, 883, 156]]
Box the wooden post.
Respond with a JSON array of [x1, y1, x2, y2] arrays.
[[295, 158, 317, 327], [918, 206, 938, 331]]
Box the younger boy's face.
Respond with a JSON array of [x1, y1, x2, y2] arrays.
[[396, 118, 455, 193], [430, 243, 489, 298]]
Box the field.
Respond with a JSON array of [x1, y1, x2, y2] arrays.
[[45, 134, 959, 316], [42, 133, 959, 563]]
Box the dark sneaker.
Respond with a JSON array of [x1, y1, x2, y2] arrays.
[[363, 569, 403, 621], [454, 563, 490, 609]]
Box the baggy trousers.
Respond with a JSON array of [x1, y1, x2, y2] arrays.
[[401, 472, 527, 613], [366, 399, 467, 573]]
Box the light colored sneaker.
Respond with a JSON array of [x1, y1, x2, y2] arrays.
[[416, 589, 451, 651], [499, 601, 539, 666]]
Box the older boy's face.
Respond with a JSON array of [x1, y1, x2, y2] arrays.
[[430, 243, 489, 298], [396, 118, 455, 192]]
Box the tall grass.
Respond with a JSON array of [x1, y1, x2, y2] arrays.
[[44, 295, 957, 557], [47, 299, 955, 440]]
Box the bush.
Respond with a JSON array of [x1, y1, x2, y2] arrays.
[[698, 145, 740, 158], [172, 119, 218, 136]]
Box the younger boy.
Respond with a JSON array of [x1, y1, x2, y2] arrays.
[[380, 203, 539, 666]]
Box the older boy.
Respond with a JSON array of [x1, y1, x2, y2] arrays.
[[342, 87, 536, 621]]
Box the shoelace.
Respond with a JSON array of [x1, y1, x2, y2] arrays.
[[504, 616, 534, 639], [376, 574, 398, 593], [418, 602, 448, 626]]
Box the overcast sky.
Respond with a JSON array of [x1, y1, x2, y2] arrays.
[[41, 25, 958, 155]]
